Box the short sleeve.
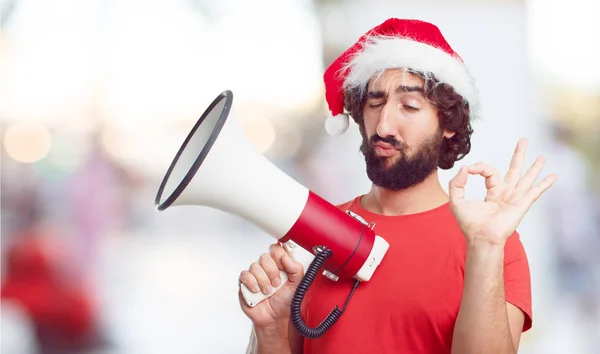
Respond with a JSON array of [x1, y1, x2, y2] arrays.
[[504, 231, 533, 332]]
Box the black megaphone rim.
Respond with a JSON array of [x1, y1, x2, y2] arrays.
[[155, 90, 233, 211]]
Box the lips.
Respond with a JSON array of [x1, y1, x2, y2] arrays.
[[373, 142, 399, 157]]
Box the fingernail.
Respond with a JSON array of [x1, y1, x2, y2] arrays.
[[273, 277, 281, 287], [253, 285, 260, 293], [263, 285, 273, 294]]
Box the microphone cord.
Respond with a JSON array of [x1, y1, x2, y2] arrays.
[[289, 247, 361, 339]]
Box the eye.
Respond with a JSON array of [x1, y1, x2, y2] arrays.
[[368, 103, 384, 109], [403, 105, 420, 112]]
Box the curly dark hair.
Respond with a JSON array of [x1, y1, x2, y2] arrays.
[[343, 71, 473, 170]]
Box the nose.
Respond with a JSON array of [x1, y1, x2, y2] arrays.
[[376, 102, 397, 138]]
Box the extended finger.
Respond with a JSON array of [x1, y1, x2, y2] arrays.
[[259, 253, 282, 288], [521, 173, 558, 207], [467, 162, 502, 190], [249, 262, 274, 295], [514, 156, 547, 197], [504, 138, 527, 187], [239, 270, 261, 293]]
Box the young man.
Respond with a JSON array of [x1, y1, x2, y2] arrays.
[[238, 18, 557, 354]]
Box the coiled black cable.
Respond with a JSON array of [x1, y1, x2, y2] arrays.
[[290, 246, 361, 339]]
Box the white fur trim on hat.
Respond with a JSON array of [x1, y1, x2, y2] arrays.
[[325, 113, 350, 137], [342, 36, 480, 119]]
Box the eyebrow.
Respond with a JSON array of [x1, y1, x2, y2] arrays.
[[367, 85, 424, 99]]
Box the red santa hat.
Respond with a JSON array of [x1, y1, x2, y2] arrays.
[[323, 18, 480, 137]]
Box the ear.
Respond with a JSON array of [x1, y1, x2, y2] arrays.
[[443, 129, 456, 139]]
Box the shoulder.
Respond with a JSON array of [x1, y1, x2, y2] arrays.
[[334, 196, 359, 211]]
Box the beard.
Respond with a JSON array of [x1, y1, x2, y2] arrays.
[[360, 128, 443, 191]]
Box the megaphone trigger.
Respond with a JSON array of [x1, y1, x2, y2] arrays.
[[240, 269, 289, 308], [240, 240, 310, 308]]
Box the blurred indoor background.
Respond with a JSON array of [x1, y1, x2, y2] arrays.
[[1, 0, 599, 353]]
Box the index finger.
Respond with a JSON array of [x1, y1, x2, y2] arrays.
[[467, 162, 501, 190]]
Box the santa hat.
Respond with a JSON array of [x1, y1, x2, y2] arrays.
[[323, 18, 479, 137]]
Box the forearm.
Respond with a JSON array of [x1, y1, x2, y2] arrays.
[[452, 242, 515, 354], [246, 320, 291, 354]]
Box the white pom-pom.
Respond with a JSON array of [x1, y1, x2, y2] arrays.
[[325, 113, 350, 137]]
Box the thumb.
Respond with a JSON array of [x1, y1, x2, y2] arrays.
[[281, 253, 304, 284], [449, 166, 469, 207]]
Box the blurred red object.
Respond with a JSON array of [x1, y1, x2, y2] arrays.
[[1, 230, 98, 351]]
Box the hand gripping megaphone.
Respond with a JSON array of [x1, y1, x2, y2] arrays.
[[155, 91, 390, 338]]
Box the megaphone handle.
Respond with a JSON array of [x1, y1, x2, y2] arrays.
[[241, 270, 289, 307]]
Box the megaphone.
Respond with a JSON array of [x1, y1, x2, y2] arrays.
[[155, 90, 390, 338]]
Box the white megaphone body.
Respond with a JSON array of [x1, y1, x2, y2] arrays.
[[155, 91, 390, 337]]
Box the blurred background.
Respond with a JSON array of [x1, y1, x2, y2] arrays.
[[1, 0, 599, 353]]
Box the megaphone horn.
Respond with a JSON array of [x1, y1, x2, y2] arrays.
[[155, 90, 390, 339]]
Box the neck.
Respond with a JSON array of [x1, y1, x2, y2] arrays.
[[361, 170, 449, 216]]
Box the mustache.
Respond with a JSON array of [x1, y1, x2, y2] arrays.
[[369, 135, 403, 149]]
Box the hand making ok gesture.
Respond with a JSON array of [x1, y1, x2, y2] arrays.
[[448, 138, 558, 247]]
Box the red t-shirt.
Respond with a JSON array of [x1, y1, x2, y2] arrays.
[[301, 196, 532, 354]]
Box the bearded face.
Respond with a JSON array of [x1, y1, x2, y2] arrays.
[[360, 127, 443, 190], [356, 69, 451, 190]]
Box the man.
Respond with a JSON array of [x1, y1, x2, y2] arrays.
[[238, 18, 557, 353]]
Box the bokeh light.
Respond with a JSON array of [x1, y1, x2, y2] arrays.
[[32, 132, 91, 180], [241, 116, 277, 154], [3, 122, 52, 163], [100, 124, 149, 160]]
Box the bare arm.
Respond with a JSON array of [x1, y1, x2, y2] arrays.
[[245, 322, 291, 354], [245, 319, 304, 354], [452, 243, 524, 354], [448, 139, 556, 353]]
